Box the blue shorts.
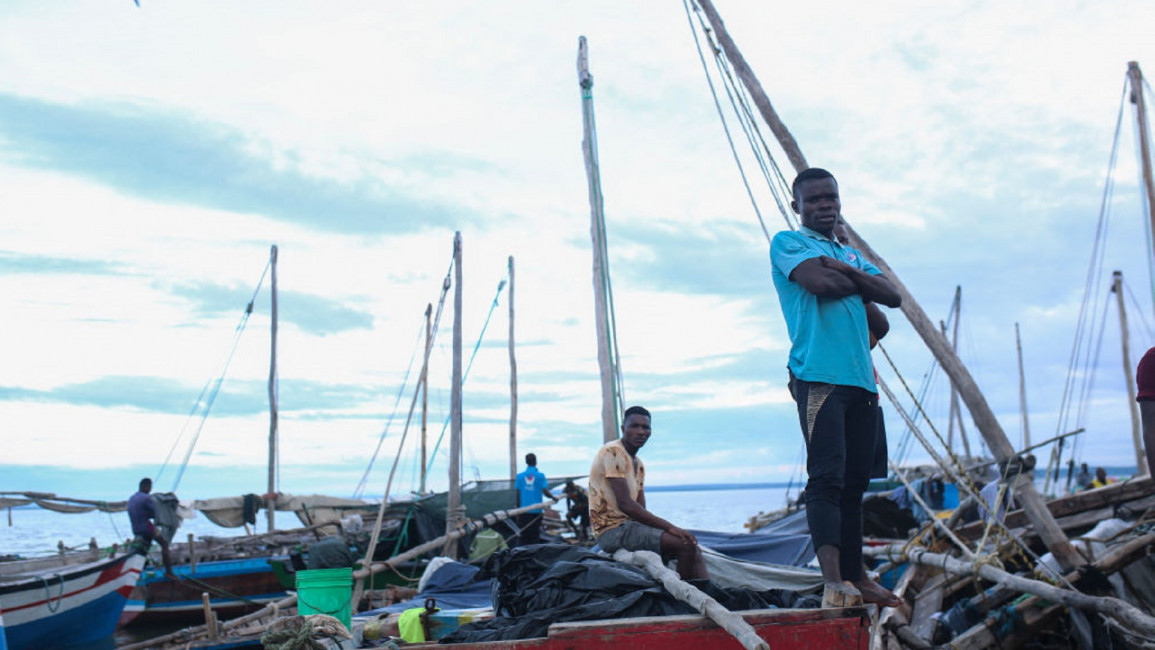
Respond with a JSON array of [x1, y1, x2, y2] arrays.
[[596, 520, 663, 554]]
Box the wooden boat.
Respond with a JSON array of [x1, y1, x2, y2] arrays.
[[0, 550, 144, 650], [399, 607, 871, 650]]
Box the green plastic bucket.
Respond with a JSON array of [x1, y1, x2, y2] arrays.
[[296, 567, 353, 630]]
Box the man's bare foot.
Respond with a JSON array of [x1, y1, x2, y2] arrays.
[[852, 577, 901, 607]]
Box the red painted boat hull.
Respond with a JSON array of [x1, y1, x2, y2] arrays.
[[407, 607, 871, 649]]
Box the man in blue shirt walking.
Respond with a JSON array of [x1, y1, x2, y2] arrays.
[[514, 453, 558, 546], [770, 168, 902, 608]]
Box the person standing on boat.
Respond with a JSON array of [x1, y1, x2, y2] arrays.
[[834, 218, 891, 481], [588, 405, 708, 580], [514, 453, 559, 546], [127, 478, 176, 579], [770, 168, 902, 608], [1137, 346, 1155, 476]]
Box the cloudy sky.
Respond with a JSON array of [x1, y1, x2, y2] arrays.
[[3, 0, 1154, 503]]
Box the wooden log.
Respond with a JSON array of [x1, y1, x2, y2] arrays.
[[187, 533, 197, 573], [866, 543, 1155, 638], [956, 476, 1154, 539], [908, 572, 944, 641], [958, 492, 1155, 543], [946, 601, 1065, 650], [508, 255, 518, 483], [577, 36, 620, 444], [202, 592, 219, 641], [614, 549, 769, 650]]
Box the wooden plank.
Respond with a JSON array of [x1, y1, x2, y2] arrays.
[[405, 608, 872, 650], [956, 478, 1155, 540], [909, 572, 944, 641]]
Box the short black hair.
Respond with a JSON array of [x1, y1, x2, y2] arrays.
[[139, 478, 152, 491], [791, 168, 836, 200], [622, 405, 651, 421], [525, 453, 537, 466]]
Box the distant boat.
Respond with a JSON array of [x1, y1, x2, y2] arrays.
[[0, 550, 144, 650]]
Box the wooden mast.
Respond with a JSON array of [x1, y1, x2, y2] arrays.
[[1128, 61, 1155, 313], [1015, 322, 1031, 449], [508, 256, 519, 482], [942, 288, 972, 458], [420, 303, 432, 494], [578, 36, 620, 443], [1112, 271, 1147, 475], [445, 231, 464, 558], [266, 244, 278, 533], [694, 0, 1084, 570], [949, 288, 973, 459]]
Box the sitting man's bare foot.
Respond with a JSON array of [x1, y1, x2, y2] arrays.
[[852, 577, 901, 607]]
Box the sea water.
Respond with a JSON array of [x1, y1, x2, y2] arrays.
[[1, 484, 794, 557], [1, 485, 793, 646]]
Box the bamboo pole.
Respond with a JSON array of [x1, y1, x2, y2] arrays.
[[578, 36, 619, 444], [508, 255, 518, 483], [1128, 62, 1155, 322], [1113, 271, 1148, 475], [202, 592, 219, 640], [1015, 322, 1031, 449], [613, 549, 769, 650], [267, 244, 279, 533], [355, 267, 453, 604], [693, 0, 1082, 572], [421, 303, 432, 494], [949, 288, 973, 459], [446, 231, 464, 557], [866, 541, 1155, 639]]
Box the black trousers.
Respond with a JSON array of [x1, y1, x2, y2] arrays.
[[516, 512, 542, 546], [791, 376, 879, 582]]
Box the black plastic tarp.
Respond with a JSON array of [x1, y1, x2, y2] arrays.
[[441, 544, 818, 644]]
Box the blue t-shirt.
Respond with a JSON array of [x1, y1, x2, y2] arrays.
[[515, 467, 547, 512], [770, 226, 881, 392]]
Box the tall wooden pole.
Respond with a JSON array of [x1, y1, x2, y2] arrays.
[[508, 256, 519, 482], [1015, 322, 1031, 450], [941, 321, 956, 451], [446, 232, 464, 558], [266, 245, 278, 533], [1128, 61, 1155, 320], [949, 288, 972, 459], [578, 36, 620, 443], [695, 0, 1083, 570], [420, 303, 432, 494], [1113, 271, 1147, 475]]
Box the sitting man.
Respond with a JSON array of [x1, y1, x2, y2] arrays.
[[563, 480, 591, 542], [588, 405, 708, 580]]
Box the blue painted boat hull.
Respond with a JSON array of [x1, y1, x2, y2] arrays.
[[0, 552, 143, 650]]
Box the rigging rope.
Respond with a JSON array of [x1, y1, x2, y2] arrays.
[[425, 276, 509, 479], [1058, 81, 1126, 439], [157, 256, 272, 493], [353, 318, 429, 499], [681, 0, 796, 238]]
